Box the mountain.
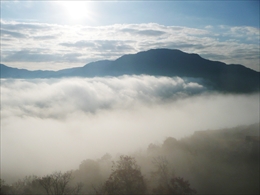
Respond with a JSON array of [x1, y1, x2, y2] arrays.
[[0, 64, 55, 78], [1, 48, 259, 93]]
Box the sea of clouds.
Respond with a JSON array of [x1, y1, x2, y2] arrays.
[[1, 76, 259, 182]]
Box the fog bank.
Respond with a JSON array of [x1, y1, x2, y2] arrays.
[[1, 76, 259, 182]]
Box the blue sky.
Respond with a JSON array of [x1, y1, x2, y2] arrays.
[[0, 0, 259, 71]]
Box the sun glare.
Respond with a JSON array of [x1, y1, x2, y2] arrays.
[[58, 1, 95, 23]]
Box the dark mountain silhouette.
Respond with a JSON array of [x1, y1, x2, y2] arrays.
[[1, 48, 259, 93]]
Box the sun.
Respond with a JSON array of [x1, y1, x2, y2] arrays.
[[58, 1, 95, 23]]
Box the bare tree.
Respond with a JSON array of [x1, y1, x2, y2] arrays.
[[38, 171, 82, 195]]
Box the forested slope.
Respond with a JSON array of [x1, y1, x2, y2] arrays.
[[1, 123, 259, 194]]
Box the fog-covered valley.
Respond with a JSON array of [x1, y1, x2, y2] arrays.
[[1, 1, 259, 194], [1, 76, 259, 194]]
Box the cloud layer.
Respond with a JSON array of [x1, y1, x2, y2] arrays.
[[1, 21, 259, 71], [1, 76, 259, 182], [1, 76, 206, 119]]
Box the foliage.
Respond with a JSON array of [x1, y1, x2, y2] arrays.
[[74, 159, 104, 194], [151, 156, 196, 195], [153, 177, 197, 195], [151, 156, 170, 184], [0, 179, 9, 195], [0, 175, 44, 195], [102, 155, 146, 195], [2, 124, 259, 194]]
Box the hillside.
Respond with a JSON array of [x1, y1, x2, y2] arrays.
[[1, 123, 259, 194], [1, 49, 259, 93]]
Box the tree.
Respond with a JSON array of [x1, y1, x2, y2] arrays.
[[38, 171, 82, 195], [76, 159, 103, 194], [103, 155, 146, 195], [151, 156, 170, 185], [0, 176, 44, 195], [151, 156, 196, 194], [0, 179, 10, 195]]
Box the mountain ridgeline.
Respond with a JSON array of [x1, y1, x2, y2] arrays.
[[1, 49, 259, 93]]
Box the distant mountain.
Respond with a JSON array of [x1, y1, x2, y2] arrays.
[[1, 48, 259, 93]]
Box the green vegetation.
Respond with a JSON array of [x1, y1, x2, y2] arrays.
[[1, 123, 259, 194]]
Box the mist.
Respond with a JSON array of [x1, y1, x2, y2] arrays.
[[1, 76, 259, 182]]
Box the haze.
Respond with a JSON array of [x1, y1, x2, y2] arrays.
[[1, 76, 259, 182]]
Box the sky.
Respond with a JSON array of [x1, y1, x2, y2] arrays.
[[0, 0, 259, 71]]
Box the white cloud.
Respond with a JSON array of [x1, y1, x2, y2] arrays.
[[229, 26, 259, 37], [0, 21, 259, 71], [1, 77, 259, 182], [0, 76, 206, 119]]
